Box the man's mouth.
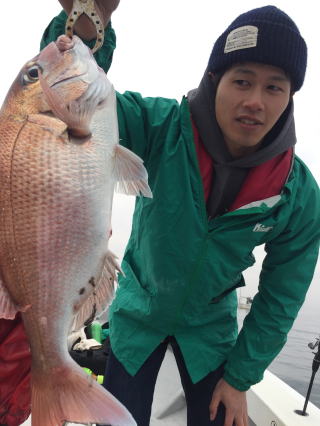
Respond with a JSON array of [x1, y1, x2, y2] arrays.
[[236, 116, 263, 126]]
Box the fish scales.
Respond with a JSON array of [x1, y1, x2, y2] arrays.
[[2, 119, 108, 356]]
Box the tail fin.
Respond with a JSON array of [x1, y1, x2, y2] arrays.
[[31, 361, 136, 426]]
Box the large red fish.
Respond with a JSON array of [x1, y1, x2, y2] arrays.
[[0, 35, 151, 426]]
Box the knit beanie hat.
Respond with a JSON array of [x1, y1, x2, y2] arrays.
[[208, 5, 307, 91]]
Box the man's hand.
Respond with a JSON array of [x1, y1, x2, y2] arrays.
[[58, 1, 120, 40], [209, 378, 248, 426]]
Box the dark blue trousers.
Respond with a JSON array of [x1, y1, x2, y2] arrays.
[[102, 336, 227, 426]]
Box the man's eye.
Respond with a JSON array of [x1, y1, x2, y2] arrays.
[[268, 85, 283, 92], [234, 79, 250, 87]]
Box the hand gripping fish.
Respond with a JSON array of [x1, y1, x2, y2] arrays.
[[0, 35, 151, 426]]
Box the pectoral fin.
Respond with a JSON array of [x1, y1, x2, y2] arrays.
[[113, 144, 152, 198]]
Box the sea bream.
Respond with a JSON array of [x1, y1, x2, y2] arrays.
[[0, 34, 151, 426]]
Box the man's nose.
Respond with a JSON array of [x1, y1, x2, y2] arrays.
[[242, 89, 264, 111]]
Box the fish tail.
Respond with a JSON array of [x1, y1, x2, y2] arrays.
[[31, 361, 136, 426]]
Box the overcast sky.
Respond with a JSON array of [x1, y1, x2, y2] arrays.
[[0, 1, 319, 307]]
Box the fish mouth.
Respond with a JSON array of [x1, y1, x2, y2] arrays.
[[35, 36, 109, 138], [39, 68, 109, 139], [50, 72, 87, 89]]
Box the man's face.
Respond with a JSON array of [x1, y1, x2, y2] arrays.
[[215, 62, 292, 157]]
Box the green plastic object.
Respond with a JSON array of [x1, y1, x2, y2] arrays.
[[83, 367, 104, 384]]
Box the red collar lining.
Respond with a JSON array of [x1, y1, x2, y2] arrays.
[[191, 121, 293, 211]]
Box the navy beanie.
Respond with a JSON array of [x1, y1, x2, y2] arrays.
[[208, 5, 307, 91]]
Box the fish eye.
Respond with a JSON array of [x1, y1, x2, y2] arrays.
[[23, 64, 41, 84]]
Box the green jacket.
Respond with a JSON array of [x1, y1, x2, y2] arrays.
[[41, 14, 320, 390]]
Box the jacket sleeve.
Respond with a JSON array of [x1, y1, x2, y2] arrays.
[[223, 164, 320, 391], [116, 91, 182, 162], [40, 10, 116, 73], [0, 315, 31, 426]]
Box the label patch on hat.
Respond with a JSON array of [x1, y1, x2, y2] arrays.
[[224, 25, 258, 53]]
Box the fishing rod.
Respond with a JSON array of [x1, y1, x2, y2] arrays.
[[295, 334, 320, 416]]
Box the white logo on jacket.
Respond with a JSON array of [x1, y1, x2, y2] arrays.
[[253, 223, 273, 232]]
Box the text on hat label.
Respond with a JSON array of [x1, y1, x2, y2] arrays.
[[224, 25, 258, 53]]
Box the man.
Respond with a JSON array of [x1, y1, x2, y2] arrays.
[[1, 2, 319, 426], [44, 4, 319, 426]]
